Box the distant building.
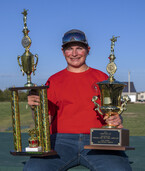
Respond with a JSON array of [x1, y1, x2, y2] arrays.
[[122, 82, 137, 102], [137, 91, 145, 102]]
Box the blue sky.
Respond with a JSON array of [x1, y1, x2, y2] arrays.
[[0, 0, 145, 92]]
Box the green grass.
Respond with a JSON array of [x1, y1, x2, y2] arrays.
[[122, 103, 145, 136], [0, 102, 145, 136], [0, 102, 34, 132]]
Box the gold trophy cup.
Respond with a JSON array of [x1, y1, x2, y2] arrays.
[[9, 9, 57, 157], [17, 9, 38, 87], [84, 36, 135, 151]]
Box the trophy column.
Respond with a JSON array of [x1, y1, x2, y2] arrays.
[[40, 87, 51, 152], [10, 89, 22, 152], [34, 96, 44, 151]]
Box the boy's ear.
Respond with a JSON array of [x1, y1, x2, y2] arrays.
[[61, 48, 65, 56], [87, 46, 90, 54]]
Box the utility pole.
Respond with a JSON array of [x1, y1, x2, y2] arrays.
[[128, 71, 130, 94]]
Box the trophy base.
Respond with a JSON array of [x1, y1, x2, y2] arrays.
[[87, 128, 135, 151], [10, 150, 57, 157], [84, 145, 135, 151]]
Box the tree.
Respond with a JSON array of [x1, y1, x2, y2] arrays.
[[0, 90, 4, 101], [3, 89, 11, 101], [19, 90, 28, 101]]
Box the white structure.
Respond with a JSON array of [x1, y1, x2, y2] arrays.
[[122, 82, 137, 102], [137, 91, 145, 102]]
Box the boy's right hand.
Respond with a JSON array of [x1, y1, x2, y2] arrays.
[[27, 95, 40, 109]]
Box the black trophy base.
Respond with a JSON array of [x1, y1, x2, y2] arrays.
[[10, 150, 57, 157], [85, 128, 135, 151]]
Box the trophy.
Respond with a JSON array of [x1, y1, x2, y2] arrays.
[[84, 36, 135, 151], [17, 9, 38, 87], [9, 9, 57, 157], [25, 129, 41, 152]]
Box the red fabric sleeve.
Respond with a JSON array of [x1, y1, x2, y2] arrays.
[[45, 79, 58, 117]]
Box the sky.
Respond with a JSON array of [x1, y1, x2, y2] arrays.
[[0, 0, 145, 92]]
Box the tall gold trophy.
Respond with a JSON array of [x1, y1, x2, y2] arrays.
[[9, 9, 57, 156], [84, 36, 134, 151]]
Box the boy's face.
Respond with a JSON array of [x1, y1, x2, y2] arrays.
[[62, 43, 90, 69]]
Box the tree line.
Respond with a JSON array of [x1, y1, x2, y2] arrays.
[[0, 89, 28, 101]]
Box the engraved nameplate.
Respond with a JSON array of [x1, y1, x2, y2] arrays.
[[90, 128, 129, 146]]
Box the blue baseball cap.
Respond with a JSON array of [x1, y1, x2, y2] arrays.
[[62, 29, 88, 47]]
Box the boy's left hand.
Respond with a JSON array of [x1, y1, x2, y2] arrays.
[[104, 114, 123, 128]]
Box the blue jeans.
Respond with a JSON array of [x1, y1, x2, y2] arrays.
[[23, 133, 132, 171]]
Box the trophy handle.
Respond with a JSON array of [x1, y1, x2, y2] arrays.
[[92, 96, 103, 115], [118, 95, 130, 115], [17, 55, 24, 75], [33, 54, 38, 75]]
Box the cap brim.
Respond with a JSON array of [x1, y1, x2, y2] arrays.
[[62, 41, 88, 47]]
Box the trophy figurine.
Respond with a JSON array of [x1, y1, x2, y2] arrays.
[[17, 9, 38, 87], [84, 36, 135, 151], [25, 129, 42, 152], [9, 9, 57, 157]]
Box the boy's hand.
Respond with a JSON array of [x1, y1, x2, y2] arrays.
[[27, 95, 40, 109], [104, 114, 123, 128]]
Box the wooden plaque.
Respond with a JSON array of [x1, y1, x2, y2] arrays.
[[90, 128, 129, 146], [84, 128, 135, 151]]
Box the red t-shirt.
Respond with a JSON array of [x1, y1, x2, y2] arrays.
[[46, 67, 108, 134]]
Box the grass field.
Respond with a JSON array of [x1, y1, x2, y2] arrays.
[[0, 102, 34, 132], [0, 102, 145, 136], [122, 103, 145, 136]]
